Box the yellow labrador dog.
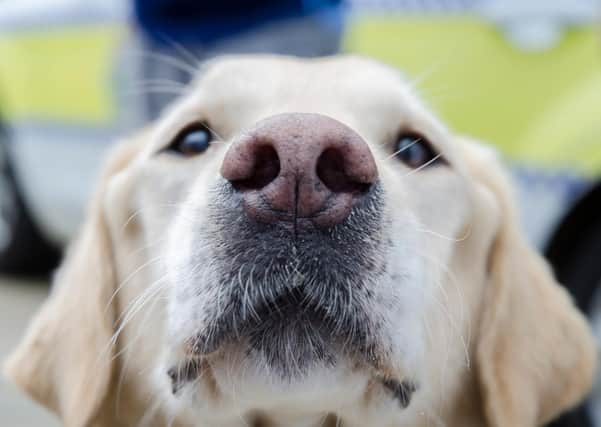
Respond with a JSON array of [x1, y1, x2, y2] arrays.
[[5, 55, 597, 427]]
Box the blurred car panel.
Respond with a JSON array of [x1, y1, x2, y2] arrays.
[[0, 0, 130, 250]]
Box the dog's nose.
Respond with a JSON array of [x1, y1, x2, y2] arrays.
[[221, 113, 378, 227]]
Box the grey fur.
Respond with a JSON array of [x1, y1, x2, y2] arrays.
[[185, 179, 389, 378]]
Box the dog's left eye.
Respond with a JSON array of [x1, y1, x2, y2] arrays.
[[393, 133, 443, 169], [166, 124, 213, 156]]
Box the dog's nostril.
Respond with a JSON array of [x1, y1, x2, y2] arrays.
[[222, 113, 378, 225], [232, 145, 280, 191], [316, 147, 371, 194]]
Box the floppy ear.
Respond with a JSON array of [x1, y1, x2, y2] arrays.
[[468, 142, 598, 427], [4, 139, 139, 427]]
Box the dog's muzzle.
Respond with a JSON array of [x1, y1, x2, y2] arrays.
[[168, 113, 419, 409], [184, 113, 390, 377]]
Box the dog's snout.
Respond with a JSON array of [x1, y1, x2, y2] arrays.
[[221, 113, 378, 227]]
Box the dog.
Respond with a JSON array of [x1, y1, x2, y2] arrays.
[[5, 55, 597, 427]]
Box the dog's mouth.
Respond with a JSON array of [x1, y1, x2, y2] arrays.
[[182, 181, 389, 370], [187, 284, 377, 377], [168, 181, 418, 408]]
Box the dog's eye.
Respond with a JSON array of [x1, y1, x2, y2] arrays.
[[166, 124, 213, 156], [393, 133, 443, 169]]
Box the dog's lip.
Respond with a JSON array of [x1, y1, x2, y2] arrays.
[[166, 357, 419, 409], [167, 359, 202, 395], [380, 378, 419, 409]]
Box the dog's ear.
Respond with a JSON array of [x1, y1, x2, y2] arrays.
[[464, 140, 597, 427], [4, 138, 140, 427]]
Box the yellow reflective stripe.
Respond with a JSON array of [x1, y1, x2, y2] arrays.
[[0, 25, 123, 124], [517, 72, 601, 175], [344, 17, 601, 174]]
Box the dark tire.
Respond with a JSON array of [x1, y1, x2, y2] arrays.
[[545, 184, 601, 427], [0, 125, 60, 275]]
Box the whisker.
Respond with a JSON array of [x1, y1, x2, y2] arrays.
[[130, 78, 188, 88], [403, 153, 442, 177], [202, 122, 226, 142], [117, 290, 167, 414], [129, 50, 199, 76], [110, 276, 168, 352], [155, 32, 202, 68], [123, 86, 189, 97], [383, 137, 422, 161], [412, 249, 471, 369], [104, 254, 164, 315], [416, 224, 472, 243]]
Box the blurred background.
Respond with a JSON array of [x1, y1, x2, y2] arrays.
[[0, 0, 600, 425]]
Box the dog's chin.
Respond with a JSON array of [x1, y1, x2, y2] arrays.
[[166, 344, 419, 425], [167, 354, 367, 425]]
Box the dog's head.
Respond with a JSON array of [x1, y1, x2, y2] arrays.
[[6, 55, 596, 427]]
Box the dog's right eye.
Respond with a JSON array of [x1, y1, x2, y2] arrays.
[[393, 133, 444, 169], [165, 124, 213, 156]]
